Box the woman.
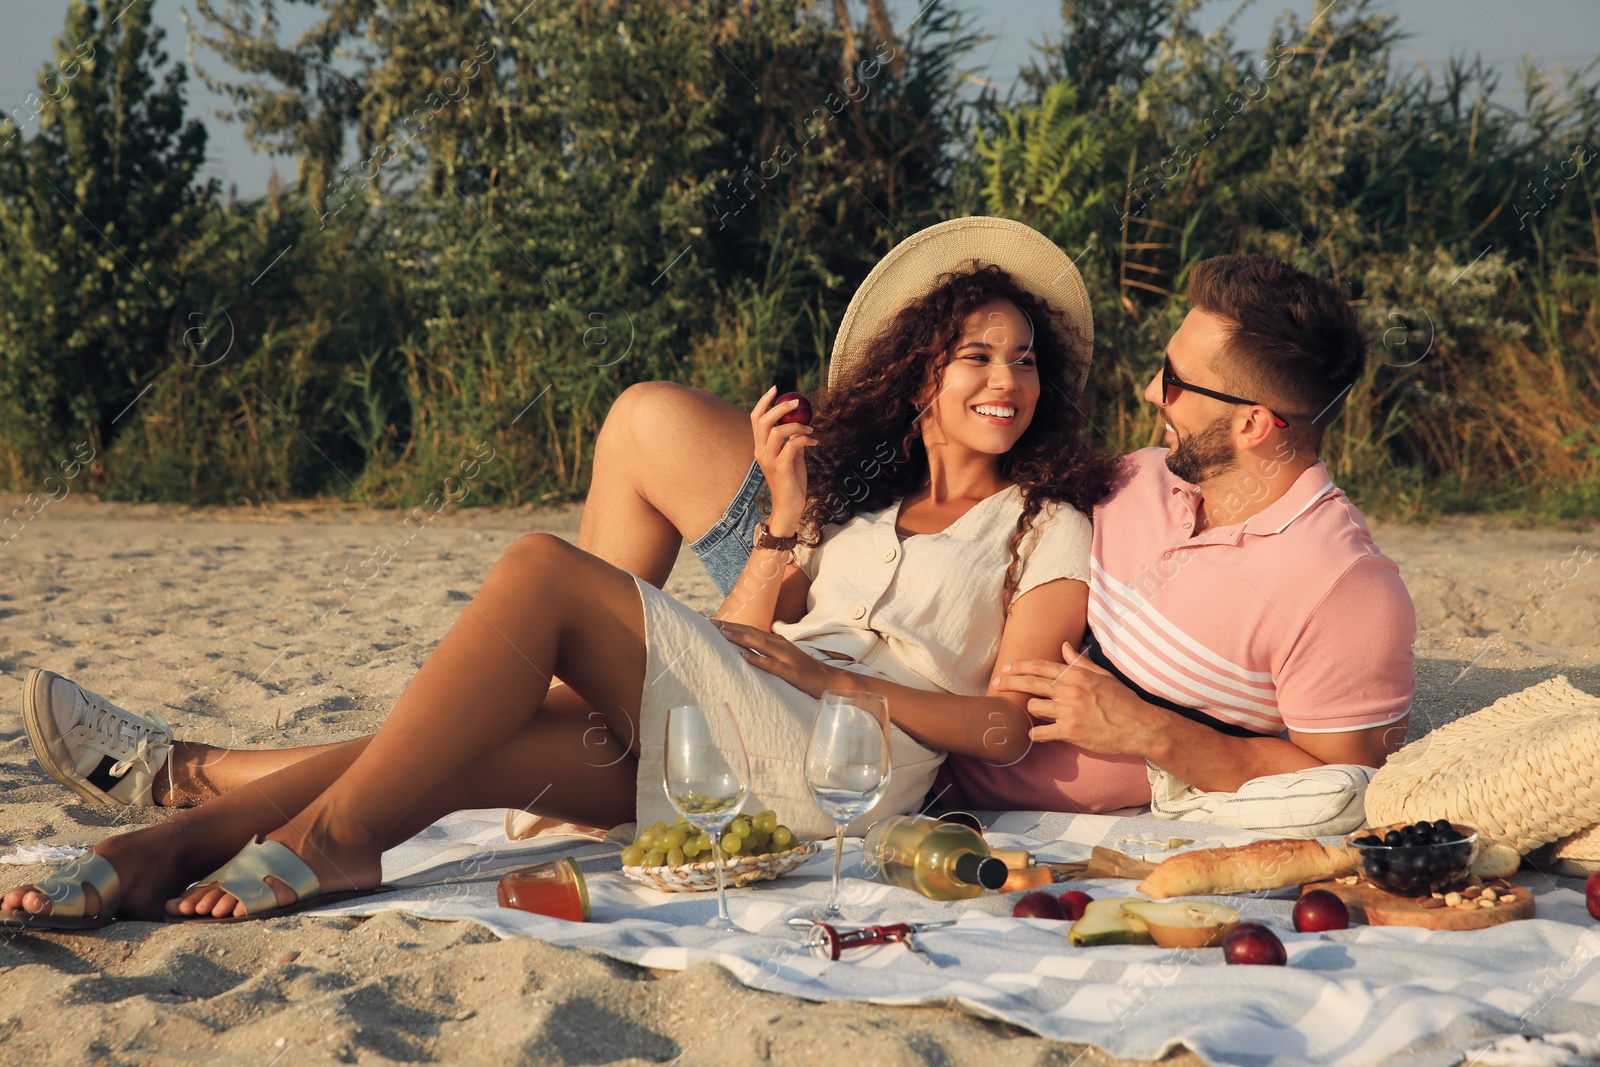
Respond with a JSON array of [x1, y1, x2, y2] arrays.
[[5, 217, 1143, 927]]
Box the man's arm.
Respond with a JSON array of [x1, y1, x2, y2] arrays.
[[995, 662, 1407, 791], [1138, 705, 1404, 792], [998, 552, 1415, 791]]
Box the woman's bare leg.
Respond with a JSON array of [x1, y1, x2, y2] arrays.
[[152, 383, 745, 808], [578, 382, 753, 587], [173, 533, 649, 917], [158, 684, 603, 807], [3, 709, 634, 921], [156, 383, 748, 807]]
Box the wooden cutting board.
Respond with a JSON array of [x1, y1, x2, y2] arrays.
[[1302, 879, 1535, 930]]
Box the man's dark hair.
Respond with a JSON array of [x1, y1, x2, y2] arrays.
[[1186, 255, 1367, 452]]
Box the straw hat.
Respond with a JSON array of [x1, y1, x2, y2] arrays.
[[828, 216, 1094, 394], [1364, 675, 1600, 855]]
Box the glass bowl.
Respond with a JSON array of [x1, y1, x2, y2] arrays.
[[1345, 820, 1479, 895]]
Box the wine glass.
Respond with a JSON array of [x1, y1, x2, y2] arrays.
[[663, 702, 750, 930], [804, 690, 892, 918]]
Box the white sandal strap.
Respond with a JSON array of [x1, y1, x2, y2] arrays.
[[194, 839, 322, 915], [31, 853, 121, 919]]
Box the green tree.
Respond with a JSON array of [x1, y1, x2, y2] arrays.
[[188, 0, 976, 503], [0, 0, 213, 484]]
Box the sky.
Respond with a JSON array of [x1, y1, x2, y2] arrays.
[[3, 0, 1597, 199]]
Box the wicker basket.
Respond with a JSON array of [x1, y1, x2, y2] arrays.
[[1365, 675, 1600, 854], [1539, 822, 1600, 877], [622, 843, 821, 893]]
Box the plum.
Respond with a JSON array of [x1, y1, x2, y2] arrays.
[[774, 392, 812, 426], [1222, 922, 1287, 965], [1059, 890, 1093, 921], [1012, 891, 1065, 920], [1293, 889, 1350, 933]]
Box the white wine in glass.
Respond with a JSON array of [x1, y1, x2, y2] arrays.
[[663, 702, 750, 929], [804, 690, 892, 918]]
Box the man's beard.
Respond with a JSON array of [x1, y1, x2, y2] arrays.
[[1165, 414, 1238, 485]]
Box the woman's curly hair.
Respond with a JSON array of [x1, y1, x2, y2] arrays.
[[798, 262, 1120, 610]]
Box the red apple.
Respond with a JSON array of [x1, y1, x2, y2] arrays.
[[1586, 871, 1600, 921], [1222, 922, 1288, 965], [1293, 889, 1350, 933], [774, 391, 812, 426], [1059, 890, 1093, 921], [1012, 891, 1065, 920]]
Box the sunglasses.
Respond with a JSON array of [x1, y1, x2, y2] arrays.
[[1162, 357, 1289, 428]]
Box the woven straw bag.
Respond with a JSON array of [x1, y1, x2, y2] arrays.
[[1542, 823, 1600, 877], [1365, 676, 1600, 855]]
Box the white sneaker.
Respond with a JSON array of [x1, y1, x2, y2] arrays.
[[22, 669, 174, 807]]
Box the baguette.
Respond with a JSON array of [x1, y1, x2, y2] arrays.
[[1136, 838, 1357, 898]]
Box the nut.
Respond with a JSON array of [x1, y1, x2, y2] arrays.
[[1454, 902, 1478, 910], [1431, 892, 1444, 899], [1478, 898, 1495, 908], [1500, 894, 1516, 904], [1418, 897, 1446, 909], [1482, 888, 1499, 902], [1444, 892, 1463, 907], [1462, 885, 1483, 900]]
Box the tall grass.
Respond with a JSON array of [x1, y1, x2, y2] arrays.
[[1, 0, 1595, 521]]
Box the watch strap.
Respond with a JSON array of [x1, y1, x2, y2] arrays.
[[754, 522, 799, 553]]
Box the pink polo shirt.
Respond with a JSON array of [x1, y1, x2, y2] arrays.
[[951, 448, 1415, 813], [1088, 449, 1415, 739]]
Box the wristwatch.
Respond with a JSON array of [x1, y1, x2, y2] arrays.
[[754, 522, 799, 553]]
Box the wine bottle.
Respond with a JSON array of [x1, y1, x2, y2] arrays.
[[862, 815, 1008, 901]]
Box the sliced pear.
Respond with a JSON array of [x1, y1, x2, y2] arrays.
[[1067, 897, 1155, 947], [1120, 900, 1241, 948]]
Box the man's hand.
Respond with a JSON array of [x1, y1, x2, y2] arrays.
[[715, 621, 844, 699], [994, 645, 1155, 757]]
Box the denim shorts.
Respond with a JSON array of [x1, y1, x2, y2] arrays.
[[688, 461, 767, 596]]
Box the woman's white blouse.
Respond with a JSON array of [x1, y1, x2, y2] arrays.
[[773, 485, 1093, 697]]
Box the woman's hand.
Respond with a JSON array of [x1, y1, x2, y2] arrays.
[[750, 386, 814, 535], [715, 621, 842, 698]]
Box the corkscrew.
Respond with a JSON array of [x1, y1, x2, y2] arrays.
[[787, 917, 957, 963]]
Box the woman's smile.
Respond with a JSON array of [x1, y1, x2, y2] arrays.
[[971, 401, 1019, 426]]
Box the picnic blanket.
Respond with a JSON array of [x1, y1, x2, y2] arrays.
[[307, 809, 1600, 1067]]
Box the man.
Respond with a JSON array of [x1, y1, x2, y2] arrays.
[[575, 252, 1414, 835]]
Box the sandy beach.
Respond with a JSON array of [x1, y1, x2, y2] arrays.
[[1, 496, 1596, 1066]]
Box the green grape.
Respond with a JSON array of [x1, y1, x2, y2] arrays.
[[753, 810, 778, 835], [661, 828, 688, 850], [771, 826, 795, 850], [729, 816, 752, 838], [682, 837, 702, 859], [666, 847, 686, 866], [721, 832, 744, 855], [621, 845, 647, 866], [643, 849, 667, 867], [744, 828, 770, 853], [636, 828, 658, 850], [696, 834, 714, 855]]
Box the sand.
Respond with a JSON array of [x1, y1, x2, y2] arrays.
[[1, 495, 1596, 1066]]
